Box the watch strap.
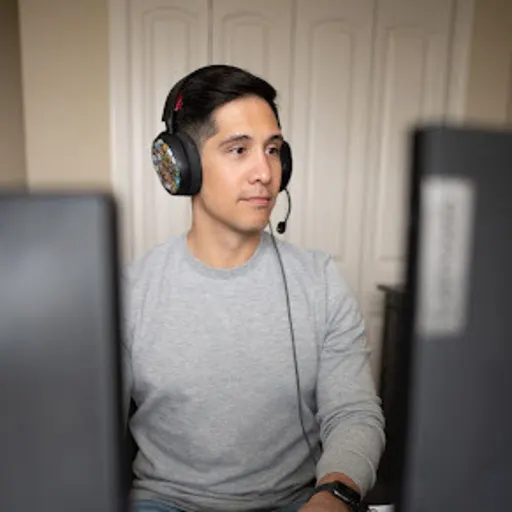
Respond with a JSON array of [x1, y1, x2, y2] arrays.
[[311, 481, 368, 512]]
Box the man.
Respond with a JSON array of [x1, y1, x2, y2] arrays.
[[123, 65, 385, 512]]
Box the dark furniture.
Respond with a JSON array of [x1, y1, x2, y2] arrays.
[[366, 284, 405, 506]]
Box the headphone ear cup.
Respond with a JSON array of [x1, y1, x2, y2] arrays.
[[175, 132, 202, 196], [280, 141, 293, 191], [151, 131, 194, 196]]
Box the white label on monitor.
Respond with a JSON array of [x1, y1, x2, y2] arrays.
[[417, 176, 475, 338]]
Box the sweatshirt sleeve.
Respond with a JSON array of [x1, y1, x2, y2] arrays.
[[315, 256, 386, 495]]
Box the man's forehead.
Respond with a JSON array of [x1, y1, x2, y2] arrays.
[[212, 95, 280, 134]]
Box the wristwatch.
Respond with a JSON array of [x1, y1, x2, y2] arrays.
[[311, 481, 368, 512]]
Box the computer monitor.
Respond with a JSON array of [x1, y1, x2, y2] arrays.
[[0, 193, 128, 512], [397, 125, 512, 511]]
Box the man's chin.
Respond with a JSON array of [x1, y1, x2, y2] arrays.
[[238, 225, 266, 236], [233, 219, 269, 236]]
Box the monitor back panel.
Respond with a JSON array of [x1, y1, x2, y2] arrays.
[[398, 126, 512, 512], [0, 193, 127, 512]]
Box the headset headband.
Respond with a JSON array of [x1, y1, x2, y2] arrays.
[[161, 67, 210, 134]]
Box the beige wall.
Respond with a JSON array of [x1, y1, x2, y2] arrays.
[[18, 0, 111, 190], [0, 0, 27, 188], [465, 0, 512, 125]]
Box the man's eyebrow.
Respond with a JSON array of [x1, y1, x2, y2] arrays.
[[266, 134, 284, 144], [218, 134, 251, 148], [218, 133, 284, 148]]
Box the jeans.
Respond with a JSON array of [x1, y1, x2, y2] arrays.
[[132, 498, 306, 512]]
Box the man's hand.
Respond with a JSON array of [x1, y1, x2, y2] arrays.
[[299, 491, 350, 511]]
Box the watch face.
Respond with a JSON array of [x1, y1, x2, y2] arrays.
[[332, 481, 361, 503]]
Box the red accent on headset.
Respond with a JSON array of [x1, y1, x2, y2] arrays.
[[175, 93, 184, 111]]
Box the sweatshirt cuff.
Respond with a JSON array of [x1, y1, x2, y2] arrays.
[[316, 448, 378, 496]]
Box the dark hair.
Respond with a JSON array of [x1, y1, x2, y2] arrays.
[[167, 65, 281, 147]]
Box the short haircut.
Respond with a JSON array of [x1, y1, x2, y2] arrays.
[[171, 65, 281, 147]]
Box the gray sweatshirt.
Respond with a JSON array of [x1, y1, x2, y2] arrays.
[[122, 231, 385, 511]]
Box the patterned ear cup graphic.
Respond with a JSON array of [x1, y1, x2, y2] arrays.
[[151, 133, 188, 195]]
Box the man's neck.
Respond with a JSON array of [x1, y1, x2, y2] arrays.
[[186, 222, 262, 269]]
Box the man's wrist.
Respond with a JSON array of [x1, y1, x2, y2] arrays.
[[311, 473, 364, 511], [308, 490, 350, 511]]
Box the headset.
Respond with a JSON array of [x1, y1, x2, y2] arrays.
[[151, 68, 317, 471]]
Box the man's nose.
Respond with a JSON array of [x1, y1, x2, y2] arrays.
[[250, 149, 273, 184]]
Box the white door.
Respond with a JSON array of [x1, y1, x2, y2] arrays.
[[125, 0, 209, 261], [288, 0, 374, 295], [358, 0, 458, 372]]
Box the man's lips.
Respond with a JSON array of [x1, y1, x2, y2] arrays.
[[242, 196, 271, 206]]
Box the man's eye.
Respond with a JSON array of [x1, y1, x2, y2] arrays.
[[267, 146, 281, 156], [230, 146, 246, 155]]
